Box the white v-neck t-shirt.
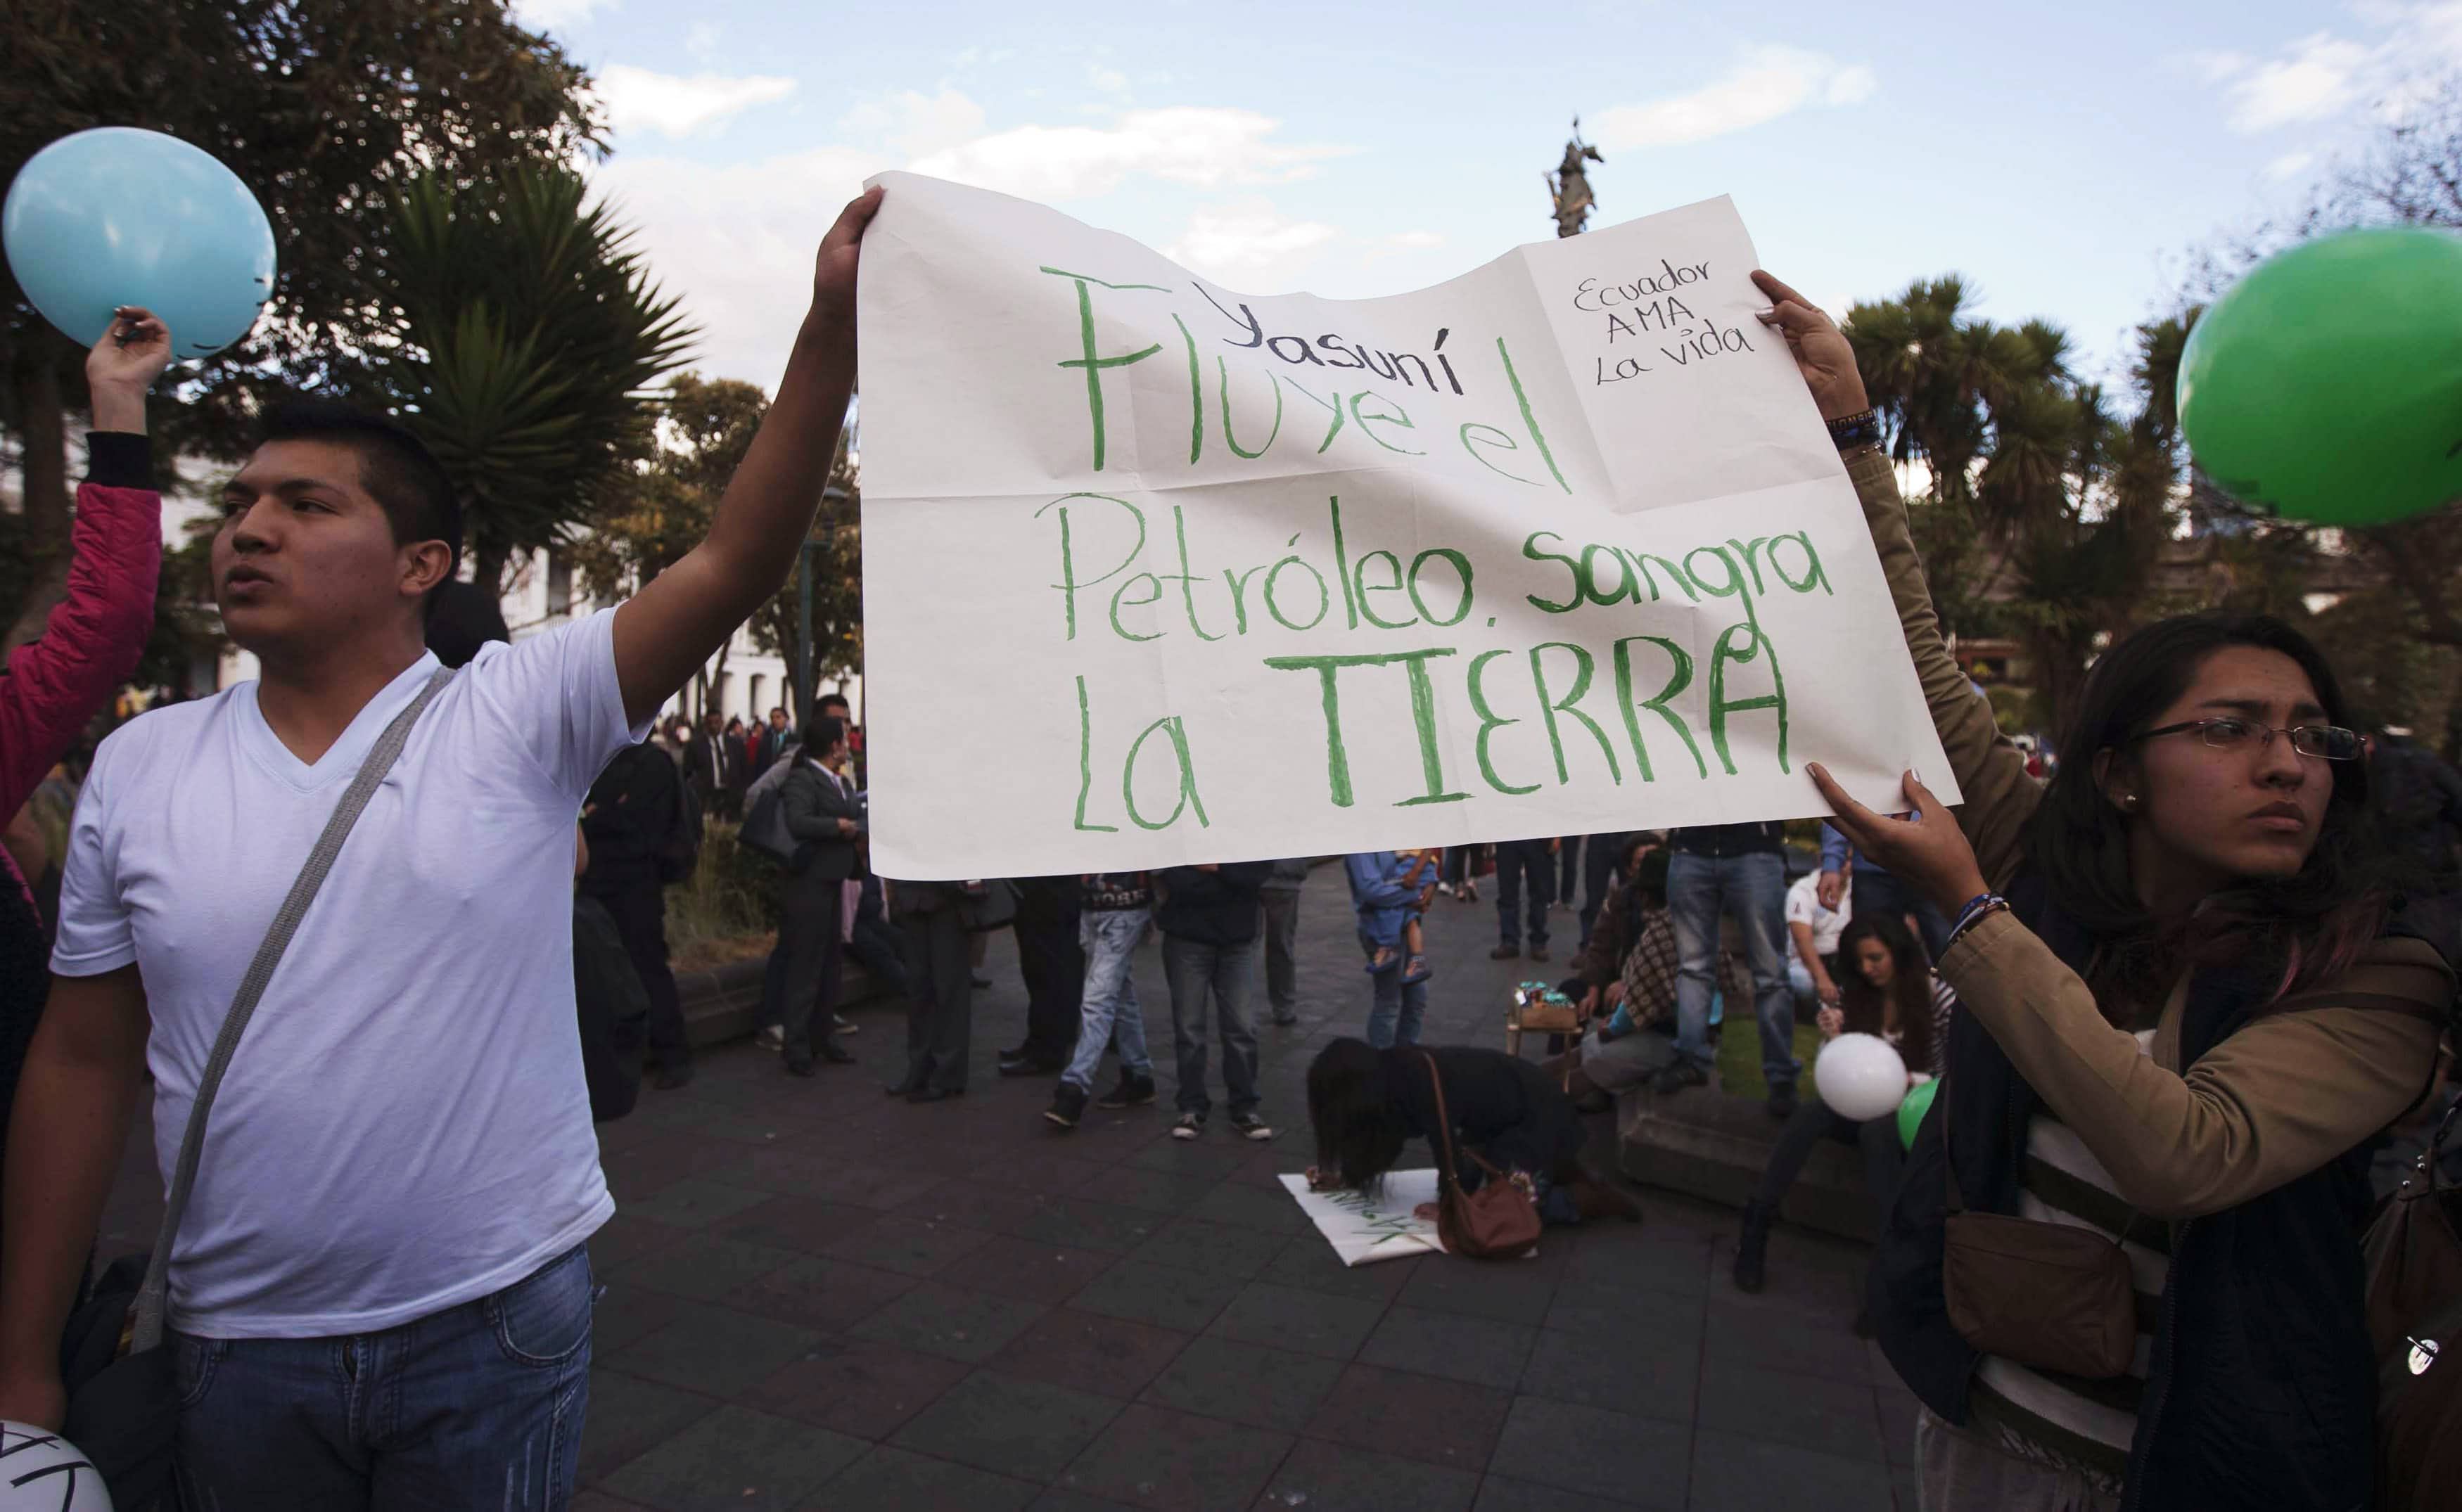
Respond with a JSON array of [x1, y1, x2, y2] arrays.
[[53, 608, 644, 1337]]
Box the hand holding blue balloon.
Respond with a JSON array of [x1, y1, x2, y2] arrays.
[[4, 127, 275, 361], [87, 306, 172, 433]]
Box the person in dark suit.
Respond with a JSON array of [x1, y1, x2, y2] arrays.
[[887, 879, 971, 1102], [582, 740, 695, 1089], [682, 712, 723, 813], [774, 717, 862, 1075], [1000, 876, 1084, 1077]]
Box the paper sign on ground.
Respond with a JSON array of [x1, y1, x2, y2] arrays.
[[1278, 1170, 1446, 1267], [857, 172, 1952, 877]]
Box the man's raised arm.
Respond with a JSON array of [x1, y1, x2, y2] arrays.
[[611, 188, 883, 727]]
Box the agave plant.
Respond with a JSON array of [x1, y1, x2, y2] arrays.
[[371, 164, 696, 591]]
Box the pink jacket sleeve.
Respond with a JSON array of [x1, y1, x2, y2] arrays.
[[0, 432, 160, 822]]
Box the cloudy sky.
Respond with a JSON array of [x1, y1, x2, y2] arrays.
[[523, 0, 2460, 394]]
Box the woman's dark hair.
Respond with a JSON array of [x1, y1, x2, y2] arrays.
[[2024, 611, 2388, 1008], [422, 577, 507, 669], [1307, 1038, 1408, 1193], [1837, 912, 1937, 1074]]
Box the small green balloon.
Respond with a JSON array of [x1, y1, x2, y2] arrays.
[[2178, 227, 2462, 527], [1898, 1076, 1939, 1151]]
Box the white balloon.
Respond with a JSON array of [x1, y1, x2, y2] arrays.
[[0, 1422, 113, 1510], [1814, 1032, 1908, 1122]]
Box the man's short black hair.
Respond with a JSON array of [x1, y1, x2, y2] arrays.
[[817, 693, 851, 716], [812, 716, 847, 752], [262, 399, 464, 572]]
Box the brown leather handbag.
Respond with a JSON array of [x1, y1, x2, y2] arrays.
[[1939, 1097, 2138, 1380], [1421, 1053, 1544, 1260], [2362, 1091, 2462, 1511]]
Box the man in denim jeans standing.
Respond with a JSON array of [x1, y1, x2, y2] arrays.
[[1156, 862, 1275, 1141], [1045, 873, 1157, 1128], [1651, 821, 1800, 1117]]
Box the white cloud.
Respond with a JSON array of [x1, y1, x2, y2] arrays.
[[840, 88, 989, 160], [1089, 63, 1130, 94], [685, 23, 720, 63], [1360, 228, 1446, 266], [589, 144, 886, 384], [2225, 32, 2372, 130], [513, 0, 611, 26], [2265, 149, 2318, 180], [1163, 200, 1341, 290], [2201, 4, 2462, 132], [911, 106, 1348, 202], [1588, 46, 1876, 149], [596, 64, 797, 140]]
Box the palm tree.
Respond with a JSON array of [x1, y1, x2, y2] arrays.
[[369, 165, 696, 593]]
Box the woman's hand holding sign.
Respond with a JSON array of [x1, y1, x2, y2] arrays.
[[1809, 764, 1990, 921]]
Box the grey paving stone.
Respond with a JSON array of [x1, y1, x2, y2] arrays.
[[592, 1279, 694, 1356], [615, 1233, 798, 1302], [890, 1371, 1125, 1482], [848, 1280, 1053, 1364], [798, 1445, 1040, 1511], [1018, 1198, 1171, 1255], [1070, 1260, 1249, 1333], [1206, 1281, 1386, 1360], [1875, 1384, 1920, 1466], [1518, 1323, 1699, 1423], [987, 1308, 1192, 1399], [620, 1177, 778, 1231], [1139, 1337, 1345, 1433], [1053, 1402, 1293, 1512], [1697, 1359, 1886, 1463], [1486, 1395, 1690, 1508], [718, 1194, 884, 1256], [579, 1369, 720, 1484], [952, 1234, 1119, 1306], [755, 1338, 971, 1440], [1258, 1234, 1424, 1303], [724, 1254, 918, 1335], [1560, 1229, 1714, 1297], [1258, 1438, 1480, 1511], [1182, 1179, 1312, 1235], [1303, 1363, 1512, 1473], [608, 1305, 827, 1399], [1126, 1216, 1289, 1281], [1086, 1166, 1224, 1215], [821, 1210, 1000, 1277], [1703, 1296, 1873, 1386], [1543, 1279, 1707, 1348], [1469, 1475, 1634, 1511], [600, 1404, 865, 1512], [1395, 1259, 1559, 1326], [1686, 1428, 1896, 1512], [1358, 1306, 1537, 1390]]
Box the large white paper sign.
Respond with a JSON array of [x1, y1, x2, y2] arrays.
[[1278, 1170, 1446, 1266], [857, 172, 1952, 878]]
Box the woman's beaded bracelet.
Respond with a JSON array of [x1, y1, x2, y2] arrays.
[[1944, 893, 2010, 952], [1827, 407, 1883, 451]]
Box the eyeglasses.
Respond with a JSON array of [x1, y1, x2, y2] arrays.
[[2133, 717, 2362, 761]]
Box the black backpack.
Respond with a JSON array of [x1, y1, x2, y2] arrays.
[[657, 760, 703, 885]]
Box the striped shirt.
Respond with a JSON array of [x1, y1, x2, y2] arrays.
[[1967, 1026, 2164, 1493]]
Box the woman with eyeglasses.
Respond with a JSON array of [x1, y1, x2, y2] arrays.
[[1754, 272, 2454, 1512]]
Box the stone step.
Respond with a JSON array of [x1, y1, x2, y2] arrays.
[[1615, 1083, 1879, 1243]]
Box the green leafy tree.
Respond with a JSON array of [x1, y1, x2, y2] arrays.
[[369, 165, 694, 592], [0, 0, 601, 649], [567, 375, 861, 716]]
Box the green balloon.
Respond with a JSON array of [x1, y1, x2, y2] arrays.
[[2178, 227, 2462, 527], [1898, 1076, 1939, 1151]]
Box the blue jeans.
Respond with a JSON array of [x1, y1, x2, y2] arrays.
[[173, 1244, 594, 1508], [1667, 852, 1797, 1084], [1066, 907, 1153, 1092], [1361, 928, 1428, 1047], [1162, 935, 1260, 1117]]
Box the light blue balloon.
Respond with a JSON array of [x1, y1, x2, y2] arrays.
[[4, 127, 276, 360]]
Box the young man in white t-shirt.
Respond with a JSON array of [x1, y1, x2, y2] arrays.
[[1783, 863, 1851, 1010], [0, 190, 886, 1506]]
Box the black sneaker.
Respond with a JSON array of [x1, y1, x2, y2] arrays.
[[1230, 1111, 1273, 1142], [1650, 1060, 1709, 1096], [1096, 1073, 1156, 1110], [1046, 1083, 1089, 1129], [1171, 1111, 1206, 1141], [1766, 1079, 1799, 1120]]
